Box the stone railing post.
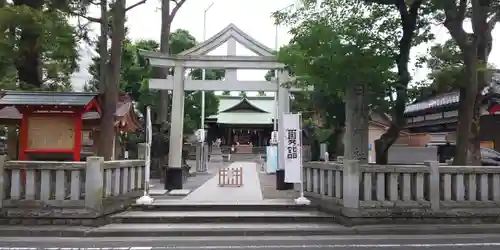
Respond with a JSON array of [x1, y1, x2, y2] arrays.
[[0, 155, 6, 208], [195, 143, 202, 172], [425, 161, 440, 212], [343, 159, 360, 209], [138, 143, 147, 160], [85, 156, 104, 211]]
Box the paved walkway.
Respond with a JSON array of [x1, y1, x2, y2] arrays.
[[149, 160, 226, 200], [182, 161, 264, 202]]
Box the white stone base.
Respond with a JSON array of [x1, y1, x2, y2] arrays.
[[294, 196, 311, 205], [136, 195, 155, 205]]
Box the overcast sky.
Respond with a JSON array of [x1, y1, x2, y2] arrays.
[[70, 0, 500, 93]]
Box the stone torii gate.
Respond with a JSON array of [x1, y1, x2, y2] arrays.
[[140, 24, 307, 190]]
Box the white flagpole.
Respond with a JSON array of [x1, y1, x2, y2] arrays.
[[136, 106, 154, 205], [294, 112, 310, 205]]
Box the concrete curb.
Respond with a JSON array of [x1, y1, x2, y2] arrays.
[[351, 224, 500, 235], [0, 227, 92, 237], [3, 224, 500, 237]]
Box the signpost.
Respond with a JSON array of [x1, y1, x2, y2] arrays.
[[282, 112, 310, 205], [136, 106, 154, 205]]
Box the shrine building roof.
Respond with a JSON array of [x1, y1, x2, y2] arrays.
[[207, 95, 275, 125], [405, 70, 500, 116], [0, 91, 97, 107], [0, 92, 141, 131]]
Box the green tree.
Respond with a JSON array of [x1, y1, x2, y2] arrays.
[[0, 1, 82, 90], [257, 91, 266, 96], [239, 91, 247, 98], [221, 91, 231, 95], [429, 0, 500, 165], [88, 29, 222, 134], [275, 0, 397, 162], [363, 0, 435, 164], [418, 39, 465, 94]]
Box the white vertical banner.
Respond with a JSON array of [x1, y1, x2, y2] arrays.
[[283, 113, 302, 183]]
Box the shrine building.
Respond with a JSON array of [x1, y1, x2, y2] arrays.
[[0, 91, 140, 161], [403, 80, 500, 151], [205, 95, 275, 153]]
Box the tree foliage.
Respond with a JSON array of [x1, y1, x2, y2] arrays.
[[361, 0, 435, 164], [87, 28, 221, 134], [275, 0, 398, 105], [0, 0, 83, 90], [429, 0, 500, 164], [274, 0, 399, 161]]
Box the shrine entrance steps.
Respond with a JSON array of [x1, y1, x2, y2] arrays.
[[88, 199, 346, 237], [89, 161, 346, 237]]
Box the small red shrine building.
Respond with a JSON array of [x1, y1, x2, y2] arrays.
[[0, 91, 140, 161]]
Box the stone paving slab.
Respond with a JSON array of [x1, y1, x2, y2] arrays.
[[149, 189, 168, 196], [259, 172, 299, 200], [182, 162, 263, 202], [167, 189, 192, 196], [151, 199, 298, 206], [148, 161, 226, 201]]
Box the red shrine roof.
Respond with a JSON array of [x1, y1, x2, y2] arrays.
[[0, 91, 141, 131]]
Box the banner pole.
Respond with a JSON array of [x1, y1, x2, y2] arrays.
[[136, 106, 155, 205], [294, 112, 310, 205]]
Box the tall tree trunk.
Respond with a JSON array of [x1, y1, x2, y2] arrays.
[[469, 30, 492, 165], [374, 0, 421, 164], [155, 0, 171, 125], [98, 0, 126, 160], [344, 84, 369, 163], [453, 50, 479, 165], [98, 0, 109, 93], [13, 0, 44, 89]]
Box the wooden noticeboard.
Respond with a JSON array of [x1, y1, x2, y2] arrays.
[[27, 116, 75, 150]]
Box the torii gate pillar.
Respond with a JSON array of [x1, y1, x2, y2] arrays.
[[276, 70, 293, 190], [165, 65, 186, 190]]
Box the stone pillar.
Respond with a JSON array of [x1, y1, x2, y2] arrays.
[[138, 143, 147, 160], [342, 160, 360, 209], [203, 143, 209, 171], [195, 143, 202, 172], [426, 161, 440, 212], [166, 66, 185, 190], [343, 84, 369, 163], [276, 70, 293, 190], [85, 156, 104, 211]]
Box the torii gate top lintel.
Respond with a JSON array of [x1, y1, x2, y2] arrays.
[[139, 24, 285, 70], [179, 23, 275, 57]]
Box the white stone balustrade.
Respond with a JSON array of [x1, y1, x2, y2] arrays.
[[303, 161, 500, 216], [0, 155, 145, 212]]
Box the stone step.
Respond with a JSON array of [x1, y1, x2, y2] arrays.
[[130, 199, 315, 211], [88, 222, 350, 237], [111, 210, 333, 224]]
